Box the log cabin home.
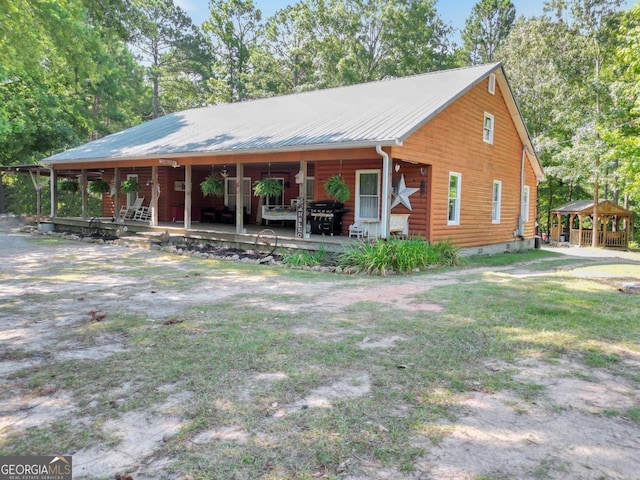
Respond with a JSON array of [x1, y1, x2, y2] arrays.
[[42, 63, 544, 254]]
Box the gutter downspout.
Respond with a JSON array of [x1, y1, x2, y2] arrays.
[[376, 145, 392, 239], [518, 146, 526, 237]]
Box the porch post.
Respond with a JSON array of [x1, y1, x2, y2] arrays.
[[81, 169, 88, 219], [151, 166, 158, 226], [578, 214, 584, 247], [297, 160, 307, 238], [235, 162, 244, 234], [184, 165, 192, 229], [113, 168, 120, 219], [50, 169, 58, 217]]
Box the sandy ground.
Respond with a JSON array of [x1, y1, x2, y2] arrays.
[[1, 215, 639, 480]]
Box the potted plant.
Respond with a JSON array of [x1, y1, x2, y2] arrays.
[[253, 177, 284, 198], [200, 174, 224, 197], [324, 174, 350, 203], [89, 179, 110, 194], [59, 180, 79, 192], [121, 178, 142, 193], [253, 178, 284, 224]]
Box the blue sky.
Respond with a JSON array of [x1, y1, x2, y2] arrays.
[[178, 0, 637, 44]]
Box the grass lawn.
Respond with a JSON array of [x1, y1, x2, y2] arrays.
[[1, 241, 639, 479]]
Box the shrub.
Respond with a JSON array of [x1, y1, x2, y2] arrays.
[[338, 237, 459, 275]]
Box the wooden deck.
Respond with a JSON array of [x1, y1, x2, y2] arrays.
[[50, 217, 355, 253]]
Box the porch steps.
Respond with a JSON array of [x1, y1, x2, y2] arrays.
[[117, 235, 155, 249], [117, 231, 180, 249]]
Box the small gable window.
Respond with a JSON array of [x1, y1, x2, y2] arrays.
[[488, 73, 496, 95], [483, 113, 494, 144]]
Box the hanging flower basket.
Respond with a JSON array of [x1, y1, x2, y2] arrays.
[[59, 180, 79, 192], [121, 179, 142, 193], [253, 178, 284, 197], [89, 180, 110, 194], [200, 174, 225, 197], [324, 174, 350, 203]]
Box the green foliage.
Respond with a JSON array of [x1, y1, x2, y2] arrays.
[[131, 0, 213, 118], [282, 247, 332, 267], [200, 174, 224, 197], [253, 178, 284, 197], [203, 0, 263, 103], [323, 175, 351, 203], [462, 0, 516, 65], [121, 178, 142, 193], [497, 1, 636, 233], [88, 180, 110, 194], [59, 180, 79, 193], [339, 238, 459, 275]]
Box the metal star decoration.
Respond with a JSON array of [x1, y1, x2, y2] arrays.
[[391, 174, 419, 211]]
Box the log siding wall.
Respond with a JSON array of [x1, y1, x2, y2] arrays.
[[392, 77, 538, 247]]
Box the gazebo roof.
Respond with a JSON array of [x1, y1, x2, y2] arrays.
[[551, 199, 633, 216]]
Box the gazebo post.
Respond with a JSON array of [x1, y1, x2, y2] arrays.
[[578, 214, 584, 246]]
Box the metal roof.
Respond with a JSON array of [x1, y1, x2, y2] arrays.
[[552, 199, 633, 215], [44, 64, 508, 163]]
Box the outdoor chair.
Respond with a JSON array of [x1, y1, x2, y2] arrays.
[[117, 197, 144, 221]]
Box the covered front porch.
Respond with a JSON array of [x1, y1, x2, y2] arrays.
[[550, 199, 634, 249], [46, 147, 405, 244]]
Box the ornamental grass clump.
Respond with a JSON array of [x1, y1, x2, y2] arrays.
[[282, 246, 333, 267], [339, 237, 459, 275]]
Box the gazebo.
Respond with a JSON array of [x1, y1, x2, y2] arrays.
[[550, 199, 634, 248]]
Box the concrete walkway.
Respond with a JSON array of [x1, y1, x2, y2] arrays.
[[542, 245, 640, 262]]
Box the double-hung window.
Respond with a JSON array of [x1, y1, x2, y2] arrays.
[[448, 172, 461, 225], [356, 170, 380, 220], [492, 180, 502, 224], [483, 113, 494, 144]]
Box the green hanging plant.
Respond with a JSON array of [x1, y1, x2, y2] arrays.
[[59, 180, 79, 192], [89, 180, 110, 194], [121, 178, 142, 193], [324, 174, 350, 203], [253, 178, 284, 197], [200, 174, 225, 197]]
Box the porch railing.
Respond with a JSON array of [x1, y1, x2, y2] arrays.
[[569, 228, 627, 247]]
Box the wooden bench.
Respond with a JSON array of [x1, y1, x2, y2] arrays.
[[389, 213, 410, 236]]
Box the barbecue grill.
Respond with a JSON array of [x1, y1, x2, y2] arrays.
[[308, 200, 346, 235]]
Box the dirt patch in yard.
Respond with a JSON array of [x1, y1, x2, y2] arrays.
[[1, 216, 639, 479]]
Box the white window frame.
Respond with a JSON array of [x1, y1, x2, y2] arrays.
[[225, 177, 252, 213], [483, 112, 494, 145], [304, 177, 314, 203], [522, 185, 530, 222], [492, 180, 502, 224], [355, 169, 380, 221], [448, 172, 461, 226], [488, 73, 496, 95]]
